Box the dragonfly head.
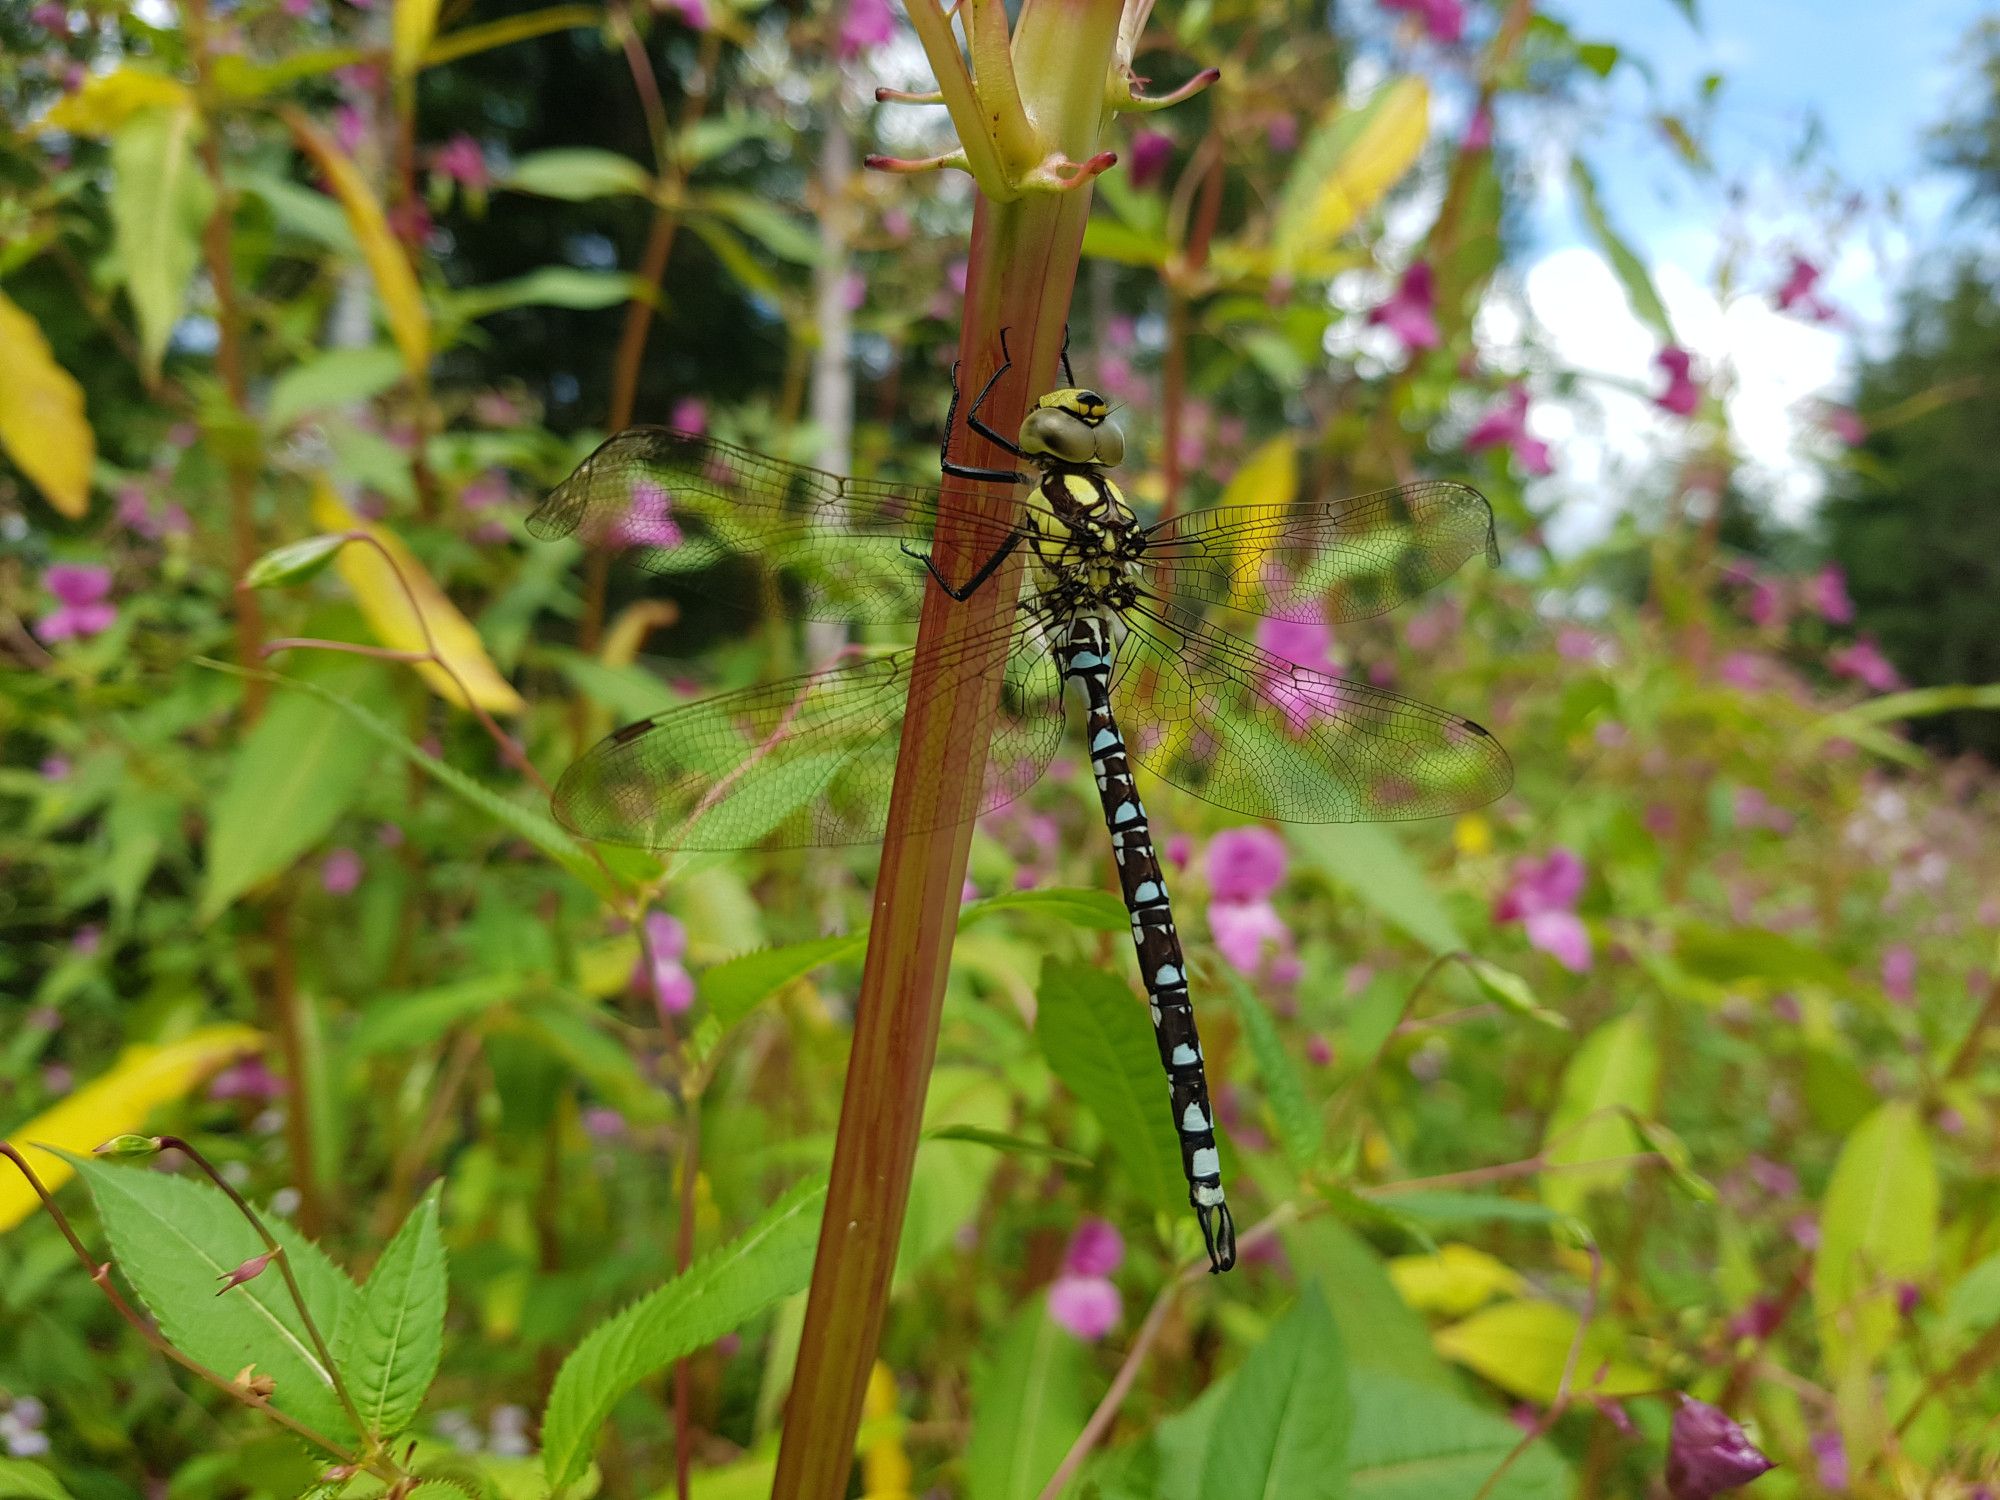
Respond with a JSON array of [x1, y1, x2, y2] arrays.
[[1020, 389, 1125, 469]]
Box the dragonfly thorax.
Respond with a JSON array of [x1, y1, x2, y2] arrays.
[[1019, 388, 1125, 469]]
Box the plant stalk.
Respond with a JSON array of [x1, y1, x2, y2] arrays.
[[769, 4, 1124, 1493]]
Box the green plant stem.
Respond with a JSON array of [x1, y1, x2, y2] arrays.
[[157, 1136, 374, 1449], [769, 6, 1123, 1494], [262, 897, 327, 1238]]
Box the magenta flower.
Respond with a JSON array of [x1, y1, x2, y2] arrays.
[[1206, 826, 1287, 902], [40, 755, 71, 781], [209, 1057, 287, 1102], [1368, 262, 1442, 354], [1048, 1219, 1124, 1340], [1463, 102, 1493, 151], [669, 397, 708, 435], [1267, 113, 1300, 152], [1465, 385, 1553, 476], [1807, 566, 1854, 625], [655, 0, 709, 27], [1664, 1398, 1775, 1499], [1821, 405, 1866, 446], [1209, 898, 1294, 975], [1774, 255, 1833, 320], [608, 478, 684, 549], [1128, 129, 1174, 190], [1880, 944, 1916, 1004], [1164, 833, 1192, 870], [637, 910, 695, 1016], [1828, 637, 1902, 693], [1381, 0, 1466, 43], [1493, 848, 1591, 972], [321, 847, 363, 895], [1256, 614, 1337, 670], [334, 103, 368, 155], [1654, 345, 1701, 417], [31, 2, 67, 31], [430, 134, 488, 191], [1809, 1429, 1846, 1491], [37, 563, 116, 643], [837, 0, 896, 59]]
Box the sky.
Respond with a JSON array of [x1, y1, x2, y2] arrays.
[[1480, 0, 1991, 547]]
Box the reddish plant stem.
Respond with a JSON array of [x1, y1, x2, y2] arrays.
[[262, 898, 327, 1238]]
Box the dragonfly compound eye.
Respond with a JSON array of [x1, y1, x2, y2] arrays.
[[1021, 404, 1126, 467]]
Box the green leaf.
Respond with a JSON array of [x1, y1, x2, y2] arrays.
[[963, 1301, 1089, 1500], [63, 1154, 360, 1444], [0, 1461, 76, 1500], [337, 1184, 447, 1441], [504, 148, 653, 201], [1294, 824, 1462, 954], [1540, 1010, 1659, 1218], [959, 886, 1129, 933], [348, 974, 529, 1054], [1198, 1286, 1350, 1500], [927, 1124, 1094, 1170], [1673, 923, 1849, 990], [243, 534, 349, 589], [1365, 1191, 1564, 1232], [266, 346, 405, 428], [698, 935, 869, 1030], [198, 657, 382, 922], [1033, 961, 1184, 1213], [1944, 1251, 2000, 1346], [1349, 1370, 1569, 1500], [1812, 1101, 1938, 1377], [445, 269, 646, 322], [1466, 959, 1570, 1030], [1569, 158, 1672, 340], [691, 190, 820, 266], [1284, 1221, 1454, 1388], [1230, 979, 1322, 1170], [540, 1179, 826, 1490], [109, 105, 214, 378]]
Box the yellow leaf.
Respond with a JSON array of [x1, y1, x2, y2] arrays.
[[35, 67, 194, 136], [858, 1361, 912, 1499], [1216, 434, 1296, 611], [392, 0, 444, 76], [1281, 78, 1430, 263], [309, 480, 527, 715], [1432, 1298, 1653, 1403], [284, 109, 431, 382], [1453, 813, 1493, 856], [1, 1024, 262, 1232], [1387, 1242, 1525, 1316], [0, 290, 94, 518]]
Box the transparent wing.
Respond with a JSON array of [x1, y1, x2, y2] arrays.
[[1138, 481, 1498, 623], [552, 610, 1066, 850], [1109, 601, 1512, 822], [528, 426, 1025, 623]]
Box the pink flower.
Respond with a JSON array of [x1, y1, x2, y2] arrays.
[[37, 563, 116, 643], [1745, 578, 1786, 630], [1654, 345, 1701, 417], [1522, 910, 1591, 972], [40, 755, 71, 781], [837, 0, 896, 59], [1774, 255, 1834, 320], [1665, 1398, 1775, 1499], [333, 104, 368, 156], [1807, 566, 1854, 625], [1381, 0, 1465, 43], [1821, 405, 1866, 446], [1208, 898, 1293, 974], [1047, 1275, 1121, 1340], [1164, 834, 1192, 870], [1494, 848, 1591, 972], [655, 0, 709, 27], [1465, 385, 1553, 476], [1129, 129, 1174, 190], [637, 910, 695, 1016], [1809, 1429, 1847, 1492], [608, 478, 683, 549], [1829, 637, 1902, 693], [321, 847, 363, 895], [1267, 113, 1299, 152], [209, 1058, 287, 1102], [1880, 944, 1916, 1004], [1368, 262, 1442, 354], [430, 134, 488, 191], [1256, 615, 1336, 670], [217, 1250, 278, 1293], [1063, 1218, 1123, 1277], [31, 2, 67, 32], [669, 397, 708, 435], [1206, 827, 1287, 902], [1305, 1035, 1334, 1066]]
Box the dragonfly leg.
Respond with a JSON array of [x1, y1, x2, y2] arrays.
[[901, 530, 1024, 601], [1059, 322, 1074, 386], [943, 343, 1029, 484], [962, 327, 1031, 461]]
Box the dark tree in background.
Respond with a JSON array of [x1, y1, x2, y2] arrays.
[[1822, 19, 2000, 758]]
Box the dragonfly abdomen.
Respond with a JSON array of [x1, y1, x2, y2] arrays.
[[1059, 613, 1238, 1274]]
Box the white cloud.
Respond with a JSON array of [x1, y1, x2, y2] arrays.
[[1492, 245, 1848, 551]]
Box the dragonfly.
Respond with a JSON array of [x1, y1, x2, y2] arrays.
[[529, 335, 1512, 1273]]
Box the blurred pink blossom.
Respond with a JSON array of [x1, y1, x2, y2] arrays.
[[1047, 1275, 1121, 1340], [1821, 405, 1866, 445], [638, 910, 695, 1016], [1305, 1035, 1334, 1066], [609, 478, 683, 548], [1810, 1430, 1848, 1492], [37, 564, 116, 643], [1745, 578, 1786, 629], [1267, 113, 1299, 152], [1665, 1398, 1775, 1499], [1368, 262, 1441, 354], [1829, 637, 1902, 692], [430, 134, 488, 191], [333, 104, 367, 156], [1129, 129, 1174, 190], [41, 756, 71, 781], [1463, 102, 1493, 151], [1494, 848, 1591, 972], [1064, 1217, 1123, 1277], [655, 0, 709, 27], [837, 0, 896, 58], [1208, 898, 1294, 974], [1808, 565, 1854, 624], [1381, 0, 1465, 43], [669, 397, 708, 435], [1465, 385, 1552, 476], [209, 1057, 286, 1102], [1256, 614, 1337, 670], [322, 847, 363, 895], [1654, 345, 1701, 417], [1206, 826, 1287, 902], [1774, 255, 1834, 321], [1880, 944, 1916, 1004]]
